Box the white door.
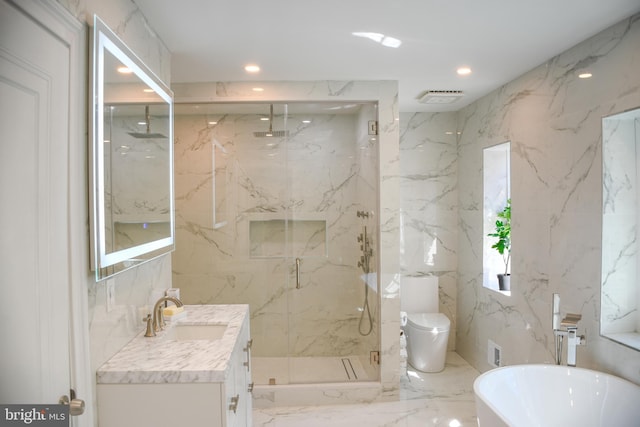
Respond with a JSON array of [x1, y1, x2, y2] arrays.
[[0, 0, 76, 408]]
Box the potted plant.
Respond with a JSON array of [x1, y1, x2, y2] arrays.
[[488, 199, 511, 291]]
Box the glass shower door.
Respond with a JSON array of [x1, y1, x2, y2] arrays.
[[285, 102, 380, 384]]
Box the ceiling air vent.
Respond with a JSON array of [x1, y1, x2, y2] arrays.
[[418, 90, 464, 104]]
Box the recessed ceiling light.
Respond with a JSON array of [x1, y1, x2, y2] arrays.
[[578, 72, 593, 79], [457, 67, 472, 76], [252, 87, 264, 92], [117, 66, 132, 74], [208, 121, 217, 125], [244, 64, 260, 73], [143, 88, 154, 93]]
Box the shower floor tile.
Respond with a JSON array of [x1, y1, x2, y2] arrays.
[[253, 356, 369, 385], [253, 351, 480, 427]]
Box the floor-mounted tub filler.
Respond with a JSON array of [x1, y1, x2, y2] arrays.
[[473, 364, 640, 427]]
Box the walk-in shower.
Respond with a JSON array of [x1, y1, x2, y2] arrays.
[[173, 102, 380, 388]]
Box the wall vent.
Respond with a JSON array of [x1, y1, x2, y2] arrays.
[[488, 339, 502, 367], [418, 90, 464, 104]]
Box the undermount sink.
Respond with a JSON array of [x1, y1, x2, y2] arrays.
[[165, 324, 227, 341]]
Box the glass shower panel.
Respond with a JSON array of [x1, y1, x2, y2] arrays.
[[286, 102, 380, 383], [244, 103, 291, 372]]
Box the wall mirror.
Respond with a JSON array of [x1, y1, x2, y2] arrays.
[[601, 106, 640, 350], [90, 16, 174, 281]]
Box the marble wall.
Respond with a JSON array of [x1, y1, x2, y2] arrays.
[[455, 13, 640, 384], [399, 112, 458, 350], [105, 112, 172, 253], [172, 103, 379, 359], [105, 112, 171, 221]]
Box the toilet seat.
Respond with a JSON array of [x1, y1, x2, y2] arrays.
[[407, 313, 450, 332]]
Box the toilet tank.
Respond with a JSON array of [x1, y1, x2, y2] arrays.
[[401, 276, 439, 313]]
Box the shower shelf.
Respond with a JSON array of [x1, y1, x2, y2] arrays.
[[249, 216, 327, 259]]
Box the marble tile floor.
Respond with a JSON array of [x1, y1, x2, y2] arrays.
[[253, 352, 480, 427]]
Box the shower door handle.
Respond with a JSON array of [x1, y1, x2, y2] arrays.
[[295, 257, 301, 289]]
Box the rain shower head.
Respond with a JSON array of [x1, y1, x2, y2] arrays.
[[127, 132, 167, 139], [253, 104, 289, 138], [253, 130, 289, 138], [128, 105, 167, 139]]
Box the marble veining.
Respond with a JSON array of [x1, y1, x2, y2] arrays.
[[96, 305, 248, 384], [399, 112, 458, 350], [173, 106, 379, 360], [253, 352, 480, 426], [173, 80, 401, 397], [454, 13, 640, 384], [601, 110, 640, 342]]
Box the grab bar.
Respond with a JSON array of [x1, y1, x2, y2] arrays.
[[295, 257, 301, 289]]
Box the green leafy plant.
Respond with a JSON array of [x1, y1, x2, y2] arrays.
[[488, 199, 511, 275]]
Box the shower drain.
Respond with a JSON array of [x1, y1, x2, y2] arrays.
[[341, 358, 358, 381]]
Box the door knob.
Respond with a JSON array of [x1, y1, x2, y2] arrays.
[[59, 389, 85, 416]]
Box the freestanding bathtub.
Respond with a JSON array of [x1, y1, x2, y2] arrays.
[[473, 364, 640, 427]]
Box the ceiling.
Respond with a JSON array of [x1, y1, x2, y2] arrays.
[[133, 0, 640, 113]]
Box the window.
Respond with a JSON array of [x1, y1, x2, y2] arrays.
[[483, 142, 511, 293]]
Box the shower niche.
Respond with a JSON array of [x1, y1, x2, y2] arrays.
[[249, 218, 327, 258], [174, 101, 380, 386]]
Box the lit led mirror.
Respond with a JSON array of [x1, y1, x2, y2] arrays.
[[90, 16, 174, 281]]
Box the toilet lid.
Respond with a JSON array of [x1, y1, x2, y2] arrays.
[[407, 313, 450, 332]]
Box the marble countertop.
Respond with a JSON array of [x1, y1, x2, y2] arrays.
[[97, 304, 249, 384]]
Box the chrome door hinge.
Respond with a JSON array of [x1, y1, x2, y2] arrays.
[[368, 120, 378, 135]]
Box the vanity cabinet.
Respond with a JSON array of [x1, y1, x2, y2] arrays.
[[223, 317, 253, 427], [97, 305, 252, 427]]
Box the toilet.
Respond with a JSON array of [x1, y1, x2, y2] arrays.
[[401, 276, 450, 373]]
